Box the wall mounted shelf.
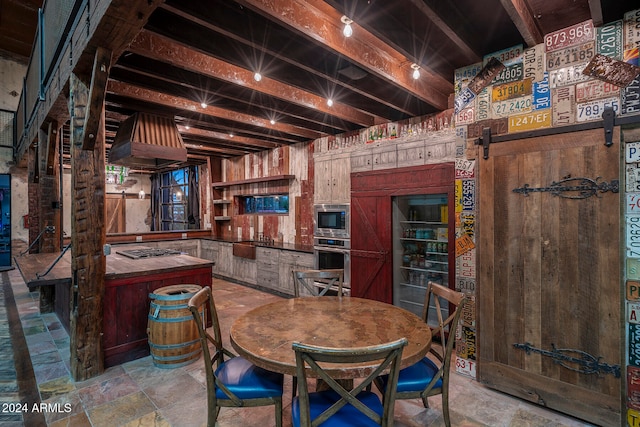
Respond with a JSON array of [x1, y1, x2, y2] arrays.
[[212, 174, 295, 188]]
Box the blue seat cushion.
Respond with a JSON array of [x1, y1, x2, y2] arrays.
[[292, 389, 383, 427], [379, 357, 442, 393], [215, 356, 283, 400]]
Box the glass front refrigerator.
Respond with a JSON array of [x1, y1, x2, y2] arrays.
[[392, 194, 450, 321]]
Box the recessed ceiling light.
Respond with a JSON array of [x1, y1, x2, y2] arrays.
[[254, 72, 262, 82], [327, 99, 334, 107], [201, 102, 207, 108], [229, 133, 234, 138], [270, 119, 276, 125], [185, 125, 190, 130]]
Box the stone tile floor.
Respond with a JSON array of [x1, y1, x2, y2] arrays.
[[0, 268, 595, 426]]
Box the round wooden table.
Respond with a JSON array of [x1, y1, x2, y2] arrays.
[[230, 296, 432, 379]]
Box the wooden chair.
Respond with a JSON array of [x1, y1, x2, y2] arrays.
[[292, 269, 344, 297], [188, 287, 284, 427], [292, 338, 407, 427], [375, 281, 467, 427]]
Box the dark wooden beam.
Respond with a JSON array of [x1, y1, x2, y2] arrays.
[[45, 121, 58, 176], [176, 125, 280, 150], [128, 29, 376, 127], [107, 80, 321, 140], [499, 0, 543, 47], [406, 0, 480, 64], [68, 73, 106, 381], [588, 0, 604, 26], [236, 0, 452, 110], [82, 47, 112, 150]]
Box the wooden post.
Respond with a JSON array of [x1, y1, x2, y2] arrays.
[[68, 47, 111, 381]]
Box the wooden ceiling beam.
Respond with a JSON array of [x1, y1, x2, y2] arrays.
[[128, 29, 375, 128], [176, 125, 281, 150], [236, 0, 452, 110], [107, 80, 321, 140], [499, 0, 544, 47], [406, 0, 480, 64], [587, 0, 604, 26], [159, 2, 422, 118]]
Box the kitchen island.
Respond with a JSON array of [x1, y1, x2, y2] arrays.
[[15, 245, 214, 367]]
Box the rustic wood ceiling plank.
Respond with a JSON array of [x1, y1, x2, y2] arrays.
[[236, 0, 452, 110], [128, 29, 375, 128], [158, 2, 424, 118], [107, 80, 321, 140], [499, 0, 544, 46]]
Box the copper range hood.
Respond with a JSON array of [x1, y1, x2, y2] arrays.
[[109, 112, 187, 168]]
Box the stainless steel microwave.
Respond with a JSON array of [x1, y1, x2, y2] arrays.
[[314, 204, 350, 238]]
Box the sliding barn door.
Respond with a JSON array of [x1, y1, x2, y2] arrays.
[[106, 194, 126, 234], [477, 128, 621, 426]]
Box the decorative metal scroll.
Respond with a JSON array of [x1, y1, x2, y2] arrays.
[[513, 177, 619, 199], [513, 342, 620, 378]]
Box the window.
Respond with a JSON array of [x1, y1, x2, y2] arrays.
[[240, 194, 289, 214], [159, 167, 196, 230]]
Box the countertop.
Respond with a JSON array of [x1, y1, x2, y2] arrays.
[[15, 245, 214, 289]]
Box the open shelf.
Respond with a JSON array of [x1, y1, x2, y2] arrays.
[[212, 174, 295, 188]]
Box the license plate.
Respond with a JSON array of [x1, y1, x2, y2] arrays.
[[491, 63, 524, 85], [491, 95, 532, 118], [454, 86, 476, 114], [576, 80, 620, 103], [508, 110, 551, 133], [630, 258, 640, 280], [625, 9, 640, 51], [629, 302, 640, 324], [597, 20, 623, 59], [492, 79, 532, 102], [623, 75, 640, 115], [454, 62, 483, 85], [628, 215, 640, 258], [628, 192, 640, 214], [552, 86, 575, 126], [467, 57, 506, 94], [549, 63, 591, 88], [627, 164, 640, 192], [532, 73, 551, 110], [576, 96, 620, 122], [583, 53, 640, 87], [483, 44, 523, 66], [466, 118, 508, 139], [545, 19, 594, 52], [523, 44, 546, 82], [626, 48, 640, 66], [628, 142, 640, 163], [629, 366, 640, 411], [546, 41, 595, 70], [475, 88, 490, 121], [455, 356, 476, 378], [628, 280, 640, 300], [455, 105, 475, 125]]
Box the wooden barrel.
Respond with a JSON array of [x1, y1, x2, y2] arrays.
[[147, 284, 203, 368]]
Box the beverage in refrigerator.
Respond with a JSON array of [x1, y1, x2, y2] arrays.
[[392, 194, 450, 319]]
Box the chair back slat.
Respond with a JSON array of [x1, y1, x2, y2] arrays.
[[293, 338, 407, 427], [292, 269, 344, 297]]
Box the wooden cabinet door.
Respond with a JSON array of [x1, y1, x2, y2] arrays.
[[477, 128, 621, 426], [330, 154, 351, 203], [314, 157, 332, 204]]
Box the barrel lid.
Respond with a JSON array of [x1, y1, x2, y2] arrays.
[[149, 284, 202, 300]]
